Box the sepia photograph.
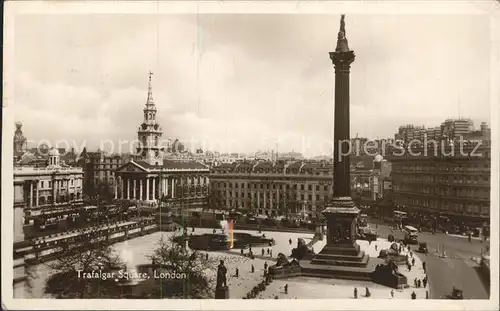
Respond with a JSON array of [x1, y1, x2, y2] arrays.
[[2, 1, 499, 310]]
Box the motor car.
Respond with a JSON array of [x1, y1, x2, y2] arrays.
[[418, 242, 428, 253]]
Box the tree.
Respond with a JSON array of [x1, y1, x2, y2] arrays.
[[207, 188, 224, 212], [84, 179, 115, 204], [284, 189, 299, 217], [42, 227, 124, 298], [278, 199, 287, 217], [147, 234, 214, 298]]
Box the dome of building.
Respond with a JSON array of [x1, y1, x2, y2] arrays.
[[48, 148, 60, 156], [373, 154, 383, 162]]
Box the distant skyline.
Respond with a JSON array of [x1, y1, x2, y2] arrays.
[[12, 13, 491, 157]]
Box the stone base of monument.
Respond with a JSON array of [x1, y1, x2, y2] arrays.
[[299, 197, 380, 281], [215, 286, 229, 299], [311, 243, 370, 267]]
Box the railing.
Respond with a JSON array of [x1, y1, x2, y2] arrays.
[[14, 167, 83, 174]]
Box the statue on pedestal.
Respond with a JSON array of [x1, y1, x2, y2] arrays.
[[215, 260, 229, 299], [216, 260, 227, 288]]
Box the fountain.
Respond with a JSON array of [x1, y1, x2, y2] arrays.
[[115, 242, 145, 290], [175, 220, 275, 251]]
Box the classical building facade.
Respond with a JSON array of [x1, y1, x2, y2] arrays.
[[210, 156, 381, 218], [114, 73, 210, 210], [13, 148, 84, 242], [209, 161, 334, 219], [388, 141, 491, 227]]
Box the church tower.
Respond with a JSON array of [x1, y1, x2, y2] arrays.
[[137, 72, 164, 166], [14, 122, 27, 154]]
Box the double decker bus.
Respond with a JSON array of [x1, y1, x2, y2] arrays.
[[393, 210, 408, 229], [403, 225, 419, 244]]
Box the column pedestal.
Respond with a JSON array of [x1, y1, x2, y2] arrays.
[[215, 286, 229, 299]]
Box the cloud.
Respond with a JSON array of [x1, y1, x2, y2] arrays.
[[11, 13, 491, 156]]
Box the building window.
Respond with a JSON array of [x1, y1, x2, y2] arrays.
[[308, 185, 312, 191], [301, 194, 305, 201], [308, 195, 312, 200], [316, 185, 319, 191], [301, 185, 305, 191], [41, 181, 45, 188]]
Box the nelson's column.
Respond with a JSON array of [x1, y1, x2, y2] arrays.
[[306, 15, 372, 278]]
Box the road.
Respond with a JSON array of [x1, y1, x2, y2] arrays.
[[372, 223, 489, 299]]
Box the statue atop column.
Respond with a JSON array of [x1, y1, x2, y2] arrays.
[[335, 14, 350, 53]]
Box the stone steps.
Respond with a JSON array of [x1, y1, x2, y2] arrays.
[[310, 254, 370, 268], [301, 264, 374, 282], [313, 251, 367, 261], [318, 244, 362, 256]]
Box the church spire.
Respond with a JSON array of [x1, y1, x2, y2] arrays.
[[335, 14, 350, 53], [146, 71, 154, 106]]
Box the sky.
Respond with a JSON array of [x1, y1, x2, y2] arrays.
[[11, 13, 492, 157]]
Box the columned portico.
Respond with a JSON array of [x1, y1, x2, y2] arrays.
[[152, 178, 156, 201], [126, 179, 130, 199], [29, 181, 34, 208], [35, 180, 39, 206], [140, 179, 143, 200]]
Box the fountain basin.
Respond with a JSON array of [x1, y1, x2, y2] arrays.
[[174, 232, 275, 251]]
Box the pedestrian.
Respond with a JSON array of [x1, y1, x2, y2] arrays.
[[422, 261, 426, 271], [213, 229, 216, 234], [408, 246, 411, 252], [390, 289, 394, 298], [411, 291, 416, 299], [289, 238, 292, 245], [414, 278, 418, 288], [365, 287, 371, 298], [410, 251, 413, 258], [262, 249, 265, 256], [270, 250, 273, 257], [375, 244, 378, 251], [241, 248, 244, 255], [267, 248, 270, 255], [417, 279, 421, 288], [251, 264, 255, 273], [206, 253, 209, 261], [284, 284, 288, 294], [425, 291, 429, 299], [264, 262, 268, 271], [192, 227, 195, 232], [354, 287, 358, 299], [408, 264, 412, 272], [236, 268, 239, 277], [423, 278, 427, 288], [412, 258, 415, 266]]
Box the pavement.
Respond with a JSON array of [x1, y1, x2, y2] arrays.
[[254, 237, 429, 299], [371, 223, 489, 299], [17, 224, 487, 300]]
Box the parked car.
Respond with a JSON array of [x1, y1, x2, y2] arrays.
[[443, 287, 463, 299], [418, 242, 428, 254]]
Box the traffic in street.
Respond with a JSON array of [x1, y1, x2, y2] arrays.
[[372, 222, 489, 299]]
